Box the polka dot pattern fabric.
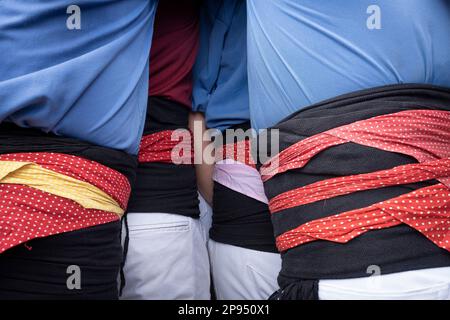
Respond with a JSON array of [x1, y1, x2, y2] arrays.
[[0, 153, 131, 209], [277, 183, 450, 252], [0, 184, 119, 253], [260, 134, 344, 182], [0, 160, 124, 215], [138, 130, 193, 164], [216, 140, 256, 167], [0, 152, 131, 253], [270, 158, 450, 213], [261, 110, 450, 183], [261, 110, 450, 253]]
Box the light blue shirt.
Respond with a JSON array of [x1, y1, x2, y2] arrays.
[[0, 0, 158, 154], [247, 0, 450, 129], [192, 0, 249, 130]]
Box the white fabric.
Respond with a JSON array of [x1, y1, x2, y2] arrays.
[[198, 192, 213, 240], [319, 267, 450, 300], [120, 209, 211, 300], [208, 240, 281, 300]]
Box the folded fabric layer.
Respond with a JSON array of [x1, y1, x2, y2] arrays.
[[211, 123, 276, 252], [263, 109, 450, 252], [0, 124, 136, 253], [261, 110, 450, 181], [0, 184, 120, 254], [214, 159, 267, 204], [127, 97, 199, 217], [0, 221, 122, 299], [270, 158, 450, 213], [0, 155, 128, 215], [139, 130, 193, 164], [277, 183, 450, 252], [260, 84, 450, 299]]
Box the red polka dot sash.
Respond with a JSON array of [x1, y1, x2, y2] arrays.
[[270, 158, 450, 214], [216, 139, 256, 167], [0, 152, 131, 253], [261, 110, 450, 253], [261, 110, 450, 182], [138, 130, 193, 164]]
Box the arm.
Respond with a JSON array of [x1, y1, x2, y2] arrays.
[[189, 111, 214, 206]]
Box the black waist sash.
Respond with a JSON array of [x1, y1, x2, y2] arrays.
[[212, 183, 277, 253], [263, 84, 450, 300], [0, 122, 137, 299], [0, 222, 122, 299], [211, 122, 277, 252], [127, 97, 200, 217], [0, 122, 137, 184]]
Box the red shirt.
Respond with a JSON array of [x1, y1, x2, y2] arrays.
[[148, 0, 200, 108]]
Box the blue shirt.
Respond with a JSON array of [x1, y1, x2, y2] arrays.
[[192, 0, 249, 130], [0, 0, 158, 154], [247, 0, 450, 130]]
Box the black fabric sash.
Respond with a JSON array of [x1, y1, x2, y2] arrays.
[[127, 96, 200, 217], [262, 84, 450, 299], [212, 182, 277, 253], [0, 122, 138, 186], [0, 122, 136, 299], [0, 221, 122, 299], [211, 121, 277, 252]]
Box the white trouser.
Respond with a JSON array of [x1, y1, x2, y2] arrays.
[[319, 266, 450, 300], [208, 238, 450, 300], [198, 193, 213, 240], [208, 240, 282, 300], [204, 189, 449, 301], [120, 197, 212, 300]]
